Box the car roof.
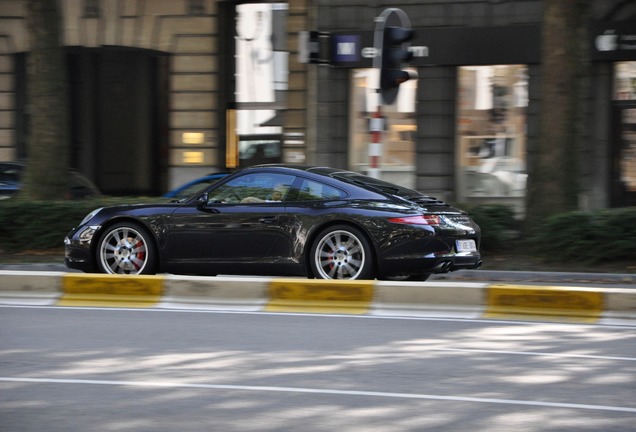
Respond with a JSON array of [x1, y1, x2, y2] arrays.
[[236, 164, 422, 198], [241, 164, 352, 176]]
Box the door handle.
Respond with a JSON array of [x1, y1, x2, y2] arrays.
[[259, 216, 278, 224]]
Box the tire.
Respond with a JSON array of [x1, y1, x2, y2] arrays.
[[96, 222, 157, 275], [309, 225, 374, 280]]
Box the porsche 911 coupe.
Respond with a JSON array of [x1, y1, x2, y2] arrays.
[[65, 165, 481, 280]]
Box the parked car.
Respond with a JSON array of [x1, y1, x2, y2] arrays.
[[163, 172, 229, 200], [0, 162, 20, 198], [65, 165, 481, 280], [0, 161, 101, 199]]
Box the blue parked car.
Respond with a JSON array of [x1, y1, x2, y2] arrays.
[[163, 172, 229, 200], [0, 162, 20, 198]]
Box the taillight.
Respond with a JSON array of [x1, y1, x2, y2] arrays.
[[388, 215, 441, 225]]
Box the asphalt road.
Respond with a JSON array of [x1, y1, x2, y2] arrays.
[[1, 306, 635, 431]]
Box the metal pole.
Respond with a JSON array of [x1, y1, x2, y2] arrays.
[[369, 106, 383, 179]]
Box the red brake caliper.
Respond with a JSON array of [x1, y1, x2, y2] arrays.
[[133, 240, 145, 270]]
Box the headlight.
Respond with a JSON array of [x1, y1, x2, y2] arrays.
[[78, 226, 98, 243], [80, 208, 103, 226]]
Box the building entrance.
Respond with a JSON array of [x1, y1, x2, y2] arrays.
[[15, 47, 169, 196]]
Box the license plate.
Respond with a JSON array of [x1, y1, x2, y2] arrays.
[[456, 239, 477, 253]]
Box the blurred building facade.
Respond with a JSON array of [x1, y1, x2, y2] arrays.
[[0, 0, 634, 210]]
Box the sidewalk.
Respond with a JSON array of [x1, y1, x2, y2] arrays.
[[1, 261, 634, 287], [0, 262, 74, 272], [430, 269, 636, 287]]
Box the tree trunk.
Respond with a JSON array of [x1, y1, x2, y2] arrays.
[[525, 0, 590, 234], [19, 0, 70, 200]]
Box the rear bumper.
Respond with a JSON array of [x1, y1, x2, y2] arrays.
[[379, 253, 482, 278]]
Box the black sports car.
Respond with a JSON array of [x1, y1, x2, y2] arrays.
[[65, 165, 481, 280]]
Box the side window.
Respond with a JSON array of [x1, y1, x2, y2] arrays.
[[208, 173, 294, 204], [296, 179, 346, 201]]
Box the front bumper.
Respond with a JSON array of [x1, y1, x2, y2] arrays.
[[64, 225, 99, 273]]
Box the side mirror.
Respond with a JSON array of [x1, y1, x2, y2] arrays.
[[196, 193, 209, 209]]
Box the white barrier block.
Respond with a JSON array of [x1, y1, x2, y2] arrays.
[[603, 288, 636, 321], [372, 281, 487, 318], [0, 270, 64, 290], [0, 271, 63, 305], [160, 275, 271, 311]]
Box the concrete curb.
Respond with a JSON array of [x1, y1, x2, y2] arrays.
[[1, 271, 635, 324], [437, 269, 636, 286]]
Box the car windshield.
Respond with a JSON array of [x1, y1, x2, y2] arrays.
[[176, 179, 223, 200]]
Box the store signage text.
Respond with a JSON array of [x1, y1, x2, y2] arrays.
[[360, 46, 429, 59], [332, 34, 428, 65], [591, 22, 636, 61], [595, 30, 636, 52]]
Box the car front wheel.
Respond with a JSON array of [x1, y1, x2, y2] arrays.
[[96, 222, 157, 275], [310, 225, 374, 280]]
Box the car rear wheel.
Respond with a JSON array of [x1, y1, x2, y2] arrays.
[[310, 225, 374, 280], [96, 222, 157, 275]]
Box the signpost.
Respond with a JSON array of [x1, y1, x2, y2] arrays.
[[374, 8, 417, 105], [368, 8, 417, 178]]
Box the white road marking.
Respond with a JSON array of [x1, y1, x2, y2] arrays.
[[422, 347, 636, 362], [2, 377, 635, 413]]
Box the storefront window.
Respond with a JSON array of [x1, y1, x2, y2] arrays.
[[349, 69, 417, 188], [613, 62, 636, 204], [456, 65, 528, 202], [234, 3, 287, 166], [615, 62, 636, 100]]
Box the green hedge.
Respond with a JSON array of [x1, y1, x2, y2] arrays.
[[466, 204, 636, 263], [462, 204, 519, 251], [0, 197, 160, 253], [1, 198, 635, 264], [529, 207, 636, 263]]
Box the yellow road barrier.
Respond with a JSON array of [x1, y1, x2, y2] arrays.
[[58, 273, 164, 308], [266, 278, 374, 314], [1, 271, 630, 323], [484, 284, 604, 323]]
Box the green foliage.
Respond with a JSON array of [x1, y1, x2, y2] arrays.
[[530, 207, 636, 263], [463, 204, 519, 251], [1, 199, 635, 265], [462, 204, 636, 264], [0, 197, 163, 253]]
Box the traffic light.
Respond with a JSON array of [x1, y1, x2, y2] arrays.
[[380, 26, 417, 105]]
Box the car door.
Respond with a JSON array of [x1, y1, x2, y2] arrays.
[[167, 172, 296, 264]]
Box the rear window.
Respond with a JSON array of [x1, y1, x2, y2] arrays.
[[296, 179, 346, 201], [332, 172, 416, 197]]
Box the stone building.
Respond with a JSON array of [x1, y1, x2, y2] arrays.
[[0, 0, 635, 211]]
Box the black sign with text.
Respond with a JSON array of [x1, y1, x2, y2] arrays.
[[329, 21, 636, 68]]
